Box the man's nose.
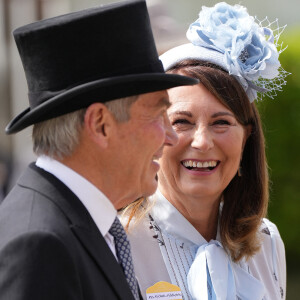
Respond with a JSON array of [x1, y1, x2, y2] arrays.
[[164, 114, 178, 147]]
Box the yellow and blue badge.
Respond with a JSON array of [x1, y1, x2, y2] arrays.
[[146, 281, 182, 300]]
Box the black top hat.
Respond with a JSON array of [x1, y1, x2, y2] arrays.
[[5, 0, 198, 134]]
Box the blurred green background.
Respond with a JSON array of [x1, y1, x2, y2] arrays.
[[256, 28, 300, 299]]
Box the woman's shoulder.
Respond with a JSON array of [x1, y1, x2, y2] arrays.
[[259, 218, 285, 268], [248, 218, 286, 300], [121, 211, 151, 240], [260, 218, 282, 239]]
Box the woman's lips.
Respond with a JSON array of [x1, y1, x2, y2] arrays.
[[181, 159, 220, 174]]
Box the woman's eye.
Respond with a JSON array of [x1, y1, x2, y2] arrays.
[[213, 119, 230, 126], [172, 119, 190, 125]]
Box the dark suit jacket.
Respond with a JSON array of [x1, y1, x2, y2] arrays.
[[0, 163, 136, 300]]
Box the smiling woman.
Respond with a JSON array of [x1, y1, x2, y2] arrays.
[[123, 61, 285, 300], [122, 2, 287, 300]]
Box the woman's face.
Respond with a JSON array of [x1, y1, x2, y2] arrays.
[[158, 83, 249, 204]]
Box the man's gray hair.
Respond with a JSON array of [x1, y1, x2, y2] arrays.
[[32, 95, 138, 159]]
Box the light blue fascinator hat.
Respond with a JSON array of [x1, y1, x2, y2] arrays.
[[160, 2, 290, 102]]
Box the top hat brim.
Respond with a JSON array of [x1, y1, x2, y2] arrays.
[[6, 73, 198, 134]]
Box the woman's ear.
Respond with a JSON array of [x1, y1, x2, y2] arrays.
[[84, 103, 115, 148]]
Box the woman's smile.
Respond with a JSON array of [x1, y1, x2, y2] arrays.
[[181, 159, 220, 175]]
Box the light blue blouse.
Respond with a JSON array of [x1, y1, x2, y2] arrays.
[[126, 190, 286, 300]]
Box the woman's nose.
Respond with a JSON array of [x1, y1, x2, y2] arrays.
[[191, 126, 214, 152]]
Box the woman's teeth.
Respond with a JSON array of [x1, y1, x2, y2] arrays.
[[182, 160, 218, 170]]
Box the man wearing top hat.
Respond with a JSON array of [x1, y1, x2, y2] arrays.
[[0, 0, 197, 299]]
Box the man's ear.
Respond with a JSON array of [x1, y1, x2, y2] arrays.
[[84, 103, 115, 148]]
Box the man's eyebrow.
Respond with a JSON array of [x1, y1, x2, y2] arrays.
[[169, 111, 193, 117], [211, 112, 234, 118], [159, 97, 171, 109]]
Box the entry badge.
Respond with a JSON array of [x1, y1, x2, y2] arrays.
[[146, 281, 182, 300]]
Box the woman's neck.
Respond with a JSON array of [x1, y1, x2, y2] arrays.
[[158, 185, 221, 242]]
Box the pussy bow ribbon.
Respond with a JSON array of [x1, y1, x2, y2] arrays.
[[187, 240, 265, 300]]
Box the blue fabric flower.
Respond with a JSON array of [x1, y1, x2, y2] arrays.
[[187, 2, 281, 101]]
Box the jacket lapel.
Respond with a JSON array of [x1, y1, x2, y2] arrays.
[[20, 163, 135, 300], [71, 225, 135, 299]]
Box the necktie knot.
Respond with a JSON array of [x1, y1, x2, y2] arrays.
[[109, 217, 128, 244], [109, 217, 139, 300]]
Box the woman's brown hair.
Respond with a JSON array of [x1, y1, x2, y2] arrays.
[[123, 59, 269, 262]]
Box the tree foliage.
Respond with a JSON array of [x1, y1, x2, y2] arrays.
[[256, 28, 300, 267]]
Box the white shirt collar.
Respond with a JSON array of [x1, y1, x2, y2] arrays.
[[151, 189, 221, 246], [36, 155, 116, 237]]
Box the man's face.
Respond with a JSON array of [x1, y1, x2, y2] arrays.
[[110, 90, 178, 208]]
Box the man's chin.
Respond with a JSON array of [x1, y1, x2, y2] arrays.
[[141, 178, 158, 198]]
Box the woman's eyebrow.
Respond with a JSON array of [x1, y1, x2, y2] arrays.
[[211, 111, 234, 118], [169, 111, 193, 117]]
